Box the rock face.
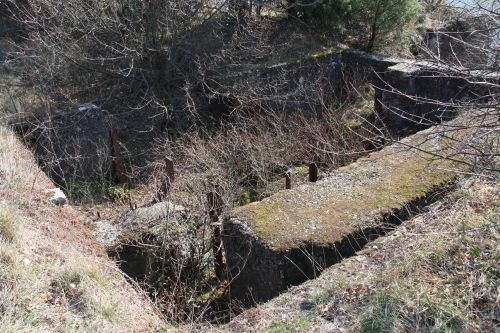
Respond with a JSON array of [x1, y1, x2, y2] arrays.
[[223, 122, 466, 304]]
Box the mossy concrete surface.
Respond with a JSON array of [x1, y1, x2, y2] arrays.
[[223, 120, 469, 302], [226, 178, 498, 333], [228, 126, 461, 251]]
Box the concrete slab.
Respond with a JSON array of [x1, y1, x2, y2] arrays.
[[223, 122, 466, 302]]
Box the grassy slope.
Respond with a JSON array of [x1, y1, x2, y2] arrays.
[[0, 127, 165, 331], [225, 177, 499, 333]]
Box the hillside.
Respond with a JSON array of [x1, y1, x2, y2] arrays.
[[1, 119, 497, 332], [1, 0, 498, 332], [0, 127, 164, 332]]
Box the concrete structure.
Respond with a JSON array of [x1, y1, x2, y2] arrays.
[[13, 104, 120, 183], [223, 122, 466, 303]]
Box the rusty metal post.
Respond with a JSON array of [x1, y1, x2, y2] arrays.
[[309, 163, 318, 183], [285, 172, 292, 189], [165, 157, 175, 189], [207, 190, 225, 281], [109, 128, 128, 184], [128, 193, 135, 210], [156, 157, 175, 203]]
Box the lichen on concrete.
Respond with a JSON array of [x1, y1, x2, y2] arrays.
[[223, 121, 470, 302], [229, 126, 459, 252]]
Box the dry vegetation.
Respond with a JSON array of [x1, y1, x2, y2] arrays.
[[0, 126, 164, 331], [0, 0, 498, 331]]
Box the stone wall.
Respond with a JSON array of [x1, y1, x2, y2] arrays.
[[223, 49, 490, 134], [221, 53, 343, 112], [340, 50, 495, 135], [0, 4, 21, 42], [13, 104, 119, 183], [0, 11, 15, 37], [422, 18, 495, 68], [223, 219, 284, 302], [224, 216, 384, 303], [0, 9, 17, 61]]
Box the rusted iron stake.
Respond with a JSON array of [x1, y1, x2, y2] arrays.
[[128, 193, 135, 210], [285, 172, 292, 189], [207, 190, 226, 281], [309, 163, 318, 183], [156, 157, 176, 203], [109, 128, 128, 184], [165, 157, 175, 189]]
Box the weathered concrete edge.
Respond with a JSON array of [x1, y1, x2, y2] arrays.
[[223, 177, 456, 303], [94, 201, 185, 252]]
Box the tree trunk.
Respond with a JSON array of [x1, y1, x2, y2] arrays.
[[368, 22, 377, 52]]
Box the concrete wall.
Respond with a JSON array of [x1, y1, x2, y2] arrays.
[[224, 217, 379, 304], [13, 105, 117, 183], [339, 50, 494, 135], [226, 49, 488, 135]]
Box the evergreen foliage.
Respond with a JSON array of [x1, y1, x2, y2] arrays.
[[288, 0, 421, 50]]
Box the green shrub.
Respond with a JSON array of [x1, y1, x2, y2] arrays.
[[290, 0, 353, 32], [106, 185, 131, 201], [351, 0, 421, 51], [62, 178, 134, 202], [290, 0, 421, 51]]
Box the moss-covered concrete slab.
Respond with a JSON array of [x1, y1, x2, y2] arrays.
[[223, 123, 466, 303], [225, 179, 498, 333]]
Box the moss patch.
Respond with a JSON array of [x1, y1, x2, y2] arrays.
[[231, 125, 465, 250]]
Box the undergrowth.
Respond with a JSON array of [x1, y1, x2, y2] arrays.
[[354, 179, 499, 333], [0, 205, 17, 242]]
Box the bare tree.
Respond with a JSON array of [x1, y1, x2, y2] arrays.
[[387, 0, 499, 175], [6, 0, 236, 120]]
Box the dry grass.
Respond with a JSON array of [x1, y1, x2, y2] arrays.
[[352, 180, 498, 333], [0, 205, 17, 242], [0, 124, 165, 331]]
